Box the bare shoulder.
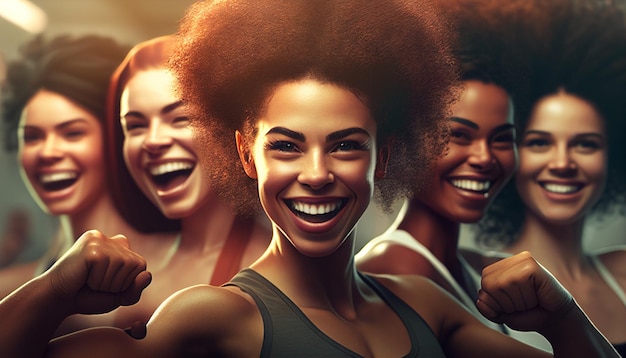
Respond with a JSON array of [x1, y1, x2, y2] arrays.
[[356, 239, 438, 277], [0, 260, 38, 299], [595, 246, 626, 281], [145, 283, 263, 356], [365, 274, 473, 338]]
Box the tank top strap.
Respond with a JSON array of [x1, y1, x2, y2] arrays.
[[209, 216, 254, 286]]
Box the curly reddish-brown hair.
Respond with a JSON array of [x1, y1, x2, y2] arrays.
[[171, 0, 460, 215]]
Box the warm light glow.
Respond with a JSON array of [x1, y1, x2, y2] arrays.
[[0, 0, 47, 34]]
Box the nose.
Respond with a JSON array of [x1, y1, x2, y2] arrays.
[[297, 149, 334, 190], [548, 145, 577, 175], [142, 122, 173, 154], [467, 140, 495, 171], [37, 135, 63, 163]]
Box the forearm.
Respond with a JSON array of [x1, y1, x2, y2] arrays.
[[0, 273, 72, 357], [541, 304, 619, 358]]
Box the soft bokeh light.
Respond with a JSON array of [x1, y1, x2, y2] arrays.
[[0, 0, 47, 34]]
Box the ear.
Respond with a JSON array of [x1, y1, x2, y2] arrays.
[[235, 130, 257, 179], [375, 139, 391, 179]]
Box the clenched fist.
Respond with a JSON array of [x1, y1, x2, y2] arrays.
[[46, 230, 152, 315], [476, 251, 575, 333]]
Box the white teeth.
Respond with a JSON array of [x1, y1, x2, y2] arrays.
[[39, 172, 77, 184], [149, 161, 194, 176], [543, 183, 579, 194], [450, 179, 491, 192], [291, 200, 341, 215]]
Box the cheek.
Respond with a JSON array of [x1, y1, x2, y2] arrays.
[[436, 145, 466, 176], [580, 155, 607, 191], [123, 138, 144, 175], [337, 160, 375, 196], [495, 150, 518, 179], [18, 148, 37, 175], [83, 137, 106, 168], [517, 150, 544, 177]]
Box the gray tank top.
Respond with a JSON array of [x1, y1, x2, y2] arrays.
[[225, 269, 446, 357]]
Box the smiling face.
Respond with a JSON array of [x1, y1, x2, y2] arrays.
[[415, 80, 517, 223], [120, 69, 211, 219], [516, 92, 607, 225], [18, 89, 107, 215], [241, 79, 378, 257]]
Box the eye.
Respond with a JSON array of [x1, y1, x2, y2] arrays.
[[493, 132, 515, 143], [172, 116, 190, 127], [449, 129, 471, 145], [21, 131, 43, 144], [266, 140, 299, 153], [522, 137, 551, 152], [491, 132, 515, 149], [64, 129, 86, 140], [123, 119, 148, 133], [573, 139, 602, 153], [333, 140, 367, 152]]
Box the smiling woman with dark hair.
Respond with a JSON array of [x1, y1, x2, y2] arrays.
[[468, 0, 626, 354]]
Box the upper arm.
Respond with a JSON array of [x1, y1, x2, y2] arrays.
[[377, 275, 552, 358], [46, 285, 263, 358]]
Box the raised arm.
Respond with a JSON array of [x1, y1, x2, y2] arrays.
[[0, 230, 150, 357], [476, 251, 619, 358]]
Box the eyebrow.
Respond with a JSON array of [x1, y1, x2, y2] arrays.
[[523, 129, 604, 140], [449, 117, 478, 130], [162, 100, 184, 115], [265, 126, 371, 142], [492, 123, 515, 134], [122, 101, 184, 119], [327, 127, 371, 141], [266, 127, 305, 141], [450, 117, 515, 134], [22, 118, 89, 130]]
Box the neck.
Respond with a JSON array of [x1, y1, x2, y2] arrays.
[[179, 195, 238, 254], [397, 198, 461, 271], [253, 226, 360, 317], [68, 192, 130, 239], [509, 211, 589, 279]]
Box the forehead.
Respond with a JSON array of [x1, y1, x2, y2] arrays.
[[22, 89, 100, 127], [450, 80, 514, 126], [121, 69, 178, 110], [528, 93, 605, 133], [256, 79, 376, 136]]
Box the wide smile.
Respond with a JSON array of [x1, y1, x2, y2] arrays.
[[540, 182, 583, 194], [38, 171, 79, 192], [146, 160, 195, 192], [285, 198, 347, 223], [449, 178, 492, 195]]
